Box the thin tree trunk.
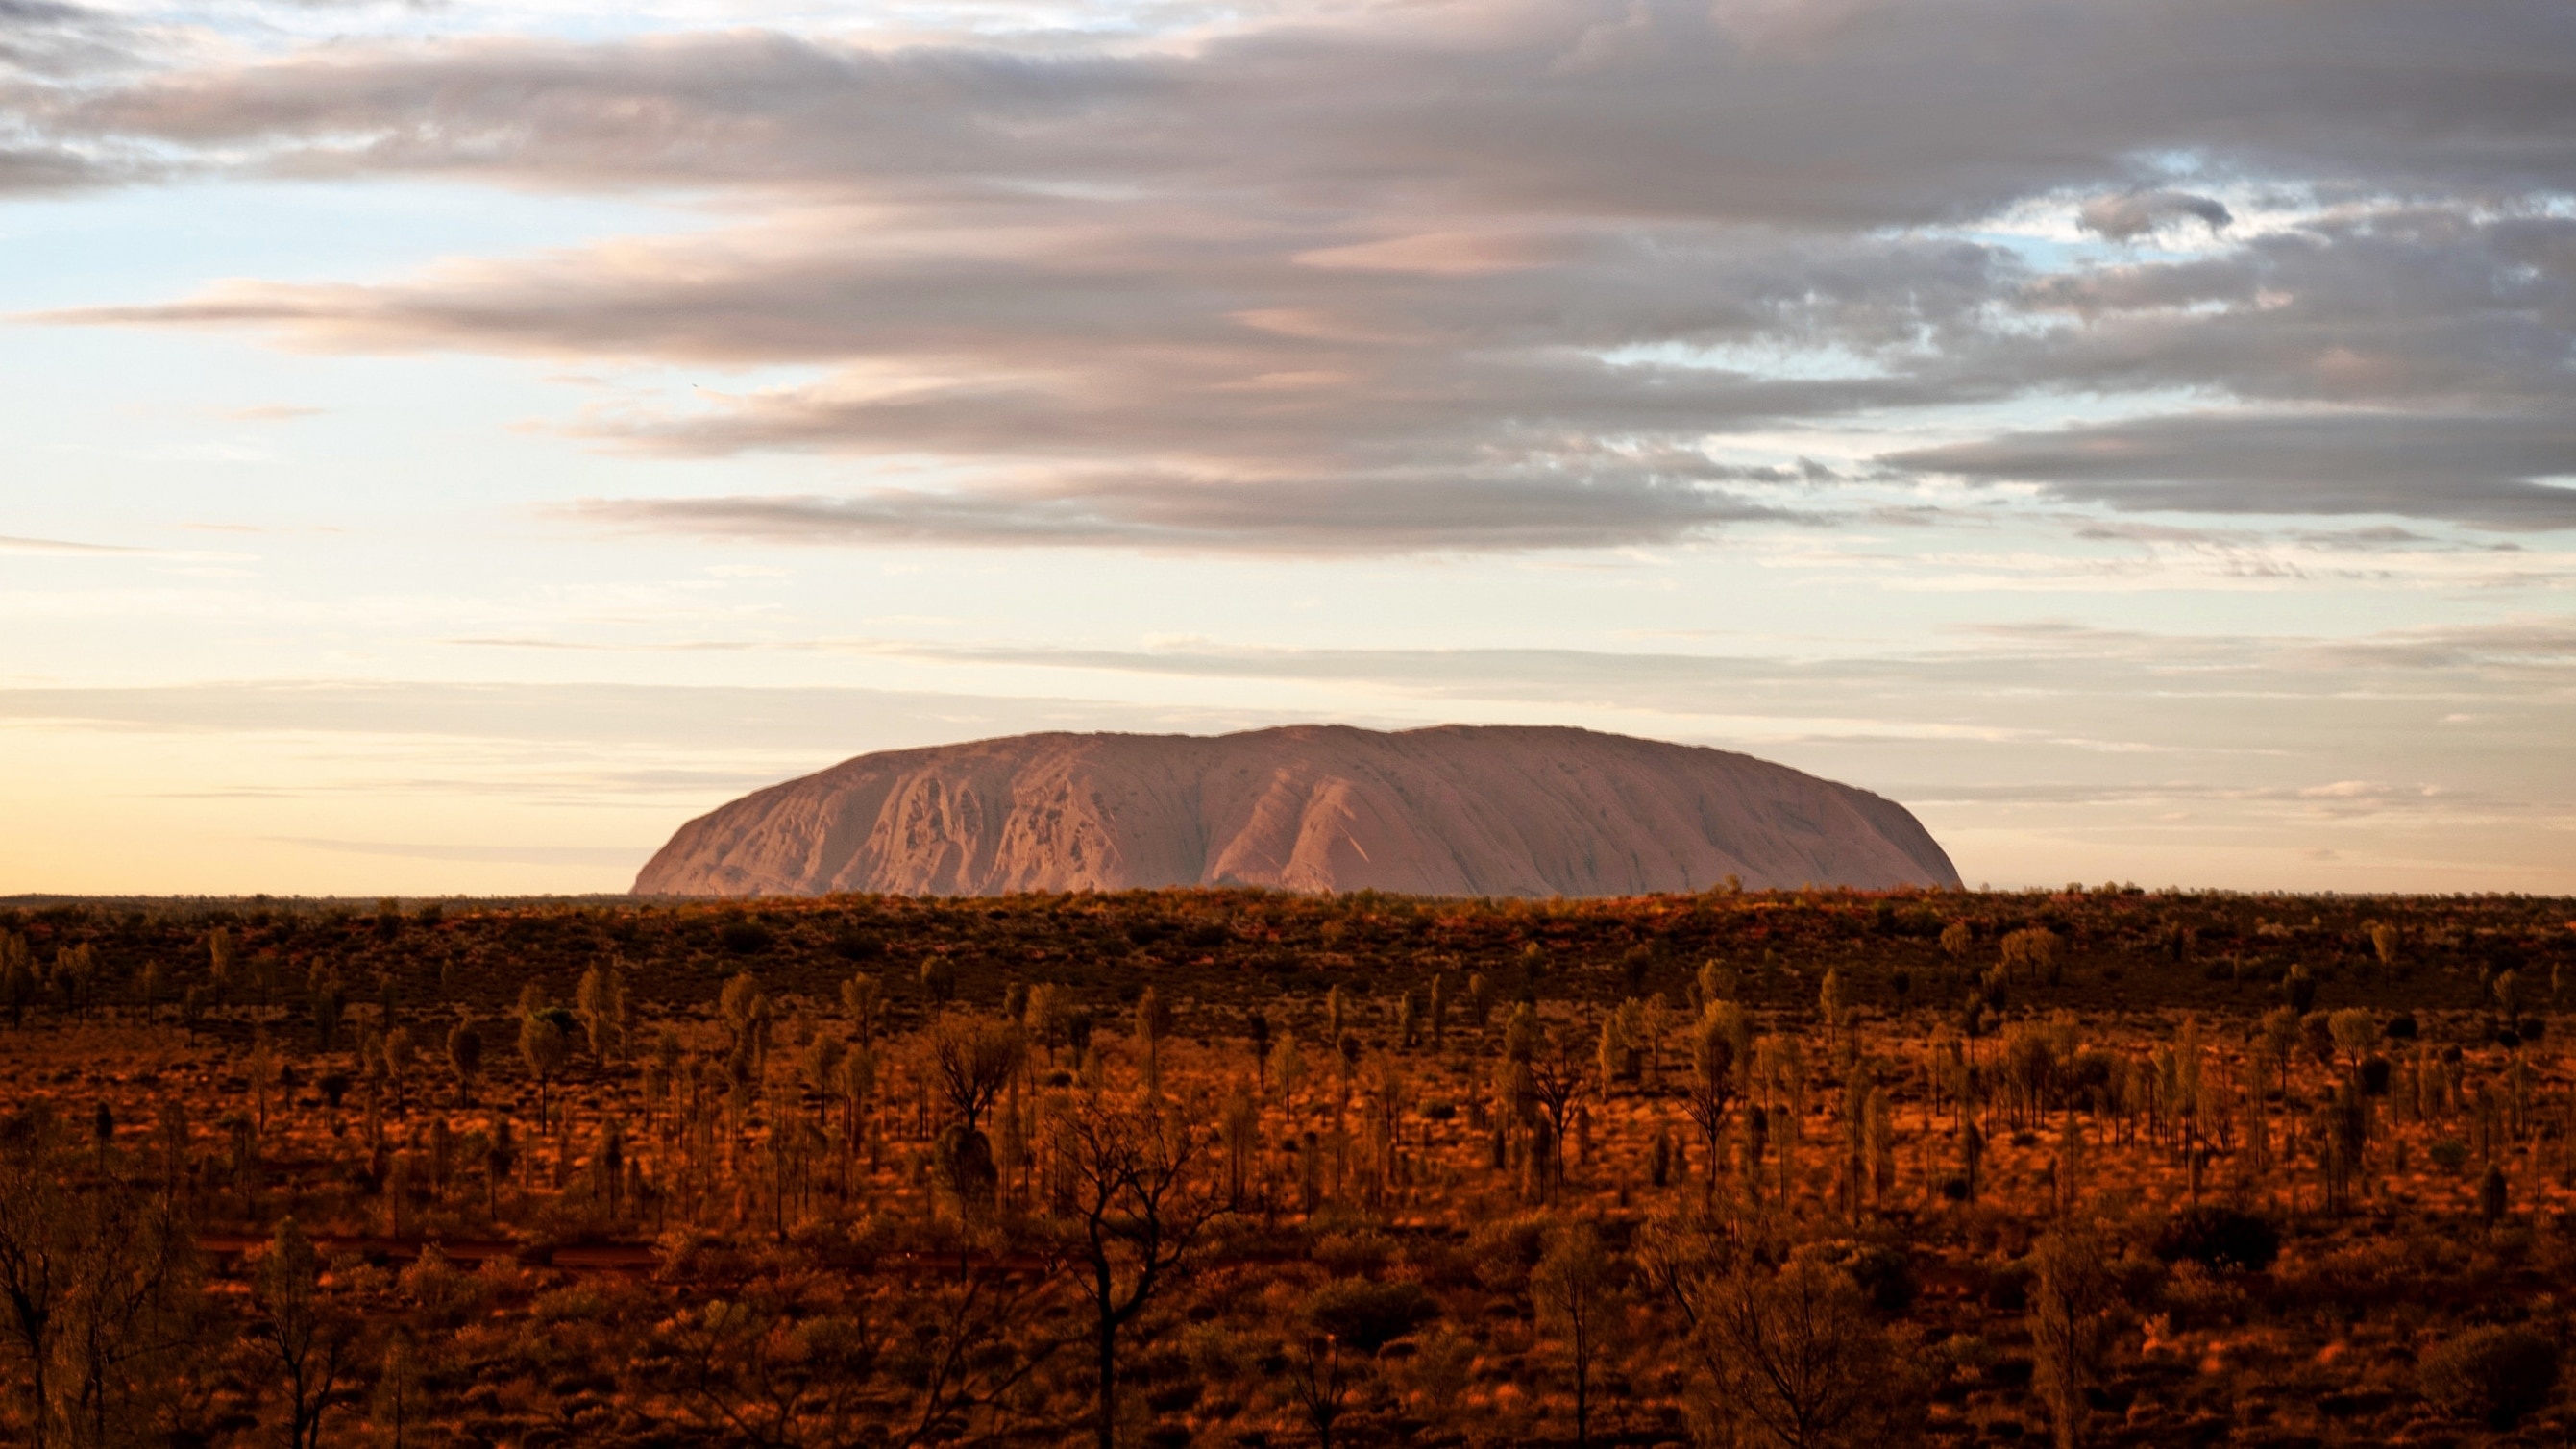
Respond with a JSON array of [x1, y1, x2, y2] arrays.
[[1096, 1319, 1117, 1449], [1575, 1340, 1589, 1449]]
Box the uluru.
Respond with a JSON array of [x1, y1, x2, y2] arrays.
[[634, 724, 1958, 897]]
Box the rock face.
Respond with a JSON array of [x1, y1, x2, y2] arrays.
[[635, 724, 1958, 897]]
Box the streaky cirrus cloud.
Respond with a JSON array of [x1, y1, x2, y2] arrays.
[[561, 463, 1802, 554]]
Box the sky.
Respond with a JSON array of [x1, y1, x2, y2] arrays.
[[2, 0, 2573, 897]]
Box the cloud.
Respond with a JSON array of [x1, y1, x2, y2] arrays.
[[2294, 617, 2576, 670], [213, 403, 325, 421], [2009, 210, 2576, 406], [0, 679, 1287, 750], [16, 0, 2576, 546], [275, 837, 648, 868], [1293, 232, 1561, 276], [426, 616, 2576, 705], [1885, 410, 2576, 527], [44, 220, 1992, 550], [2077, 190, 2232, 242], [44, 1, 2576, 219], [158, 765, 785, 799], [0, 144, 112, 190], [0, 0, 177, 189], [566, 466, 1798, 554], [0, 0, 134, 77], [0, 533, 146, 554]]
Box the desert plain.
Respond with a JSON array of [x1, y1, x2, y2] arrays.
[[3, 885, 2572, 1448]]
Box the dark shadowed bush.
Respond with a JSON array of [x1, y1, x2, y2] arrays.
[[1307, 1278, 1438, 1353], [1847, 1243, 1918, 1314], [2420, 1325, 2559, 1427], [1466, 1215, 1551, 1294], [2152, 1206, 2281, 1273], [1804, 1240, 1917, 1314], [932, 1123, 996, 1208], [1977, 1260, 2032, 1312], [2360, 1055, 2392, 1095]]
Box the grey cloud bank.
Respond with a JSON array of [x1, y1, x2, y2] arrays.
[[12, 0, 2576, 549], [1888, 413, 2576, 528]]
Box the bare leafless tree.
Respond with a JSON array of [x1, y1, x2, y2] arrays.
[[1527, 1027, 1589, 1196], [651, 1254, 1065, 1449], [55, 1194, 202, 1449], [1655, 1236, 1909, 1449], [0, 1108, 207, 1449], [1285, 1331, 1353, 1449], [656, 1289, 873, 1449], [246, 1218, 355, 1449], [1048, 1093, 1225, 1449], [0, 1112, 68, 1448], [930, 1016, 1026, 1131], [1533, 1217, 1619, 1449]]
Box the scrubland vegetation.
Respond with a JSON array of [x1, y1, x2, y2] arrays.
[[2, 883, 2574, 1447]]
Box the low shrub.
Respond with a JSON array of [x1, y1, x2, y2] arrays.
[[1307, 1278, 1439, 1353], [1312, 1228, 1395, 1275], [2360, 1055, 2392, 1095], [1800, 1240, 1917, 1314], [2152, 1205, 2281, 1273], [2419, 1324, 2559, 1427], [1466, 1215, 1551, 1294]]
